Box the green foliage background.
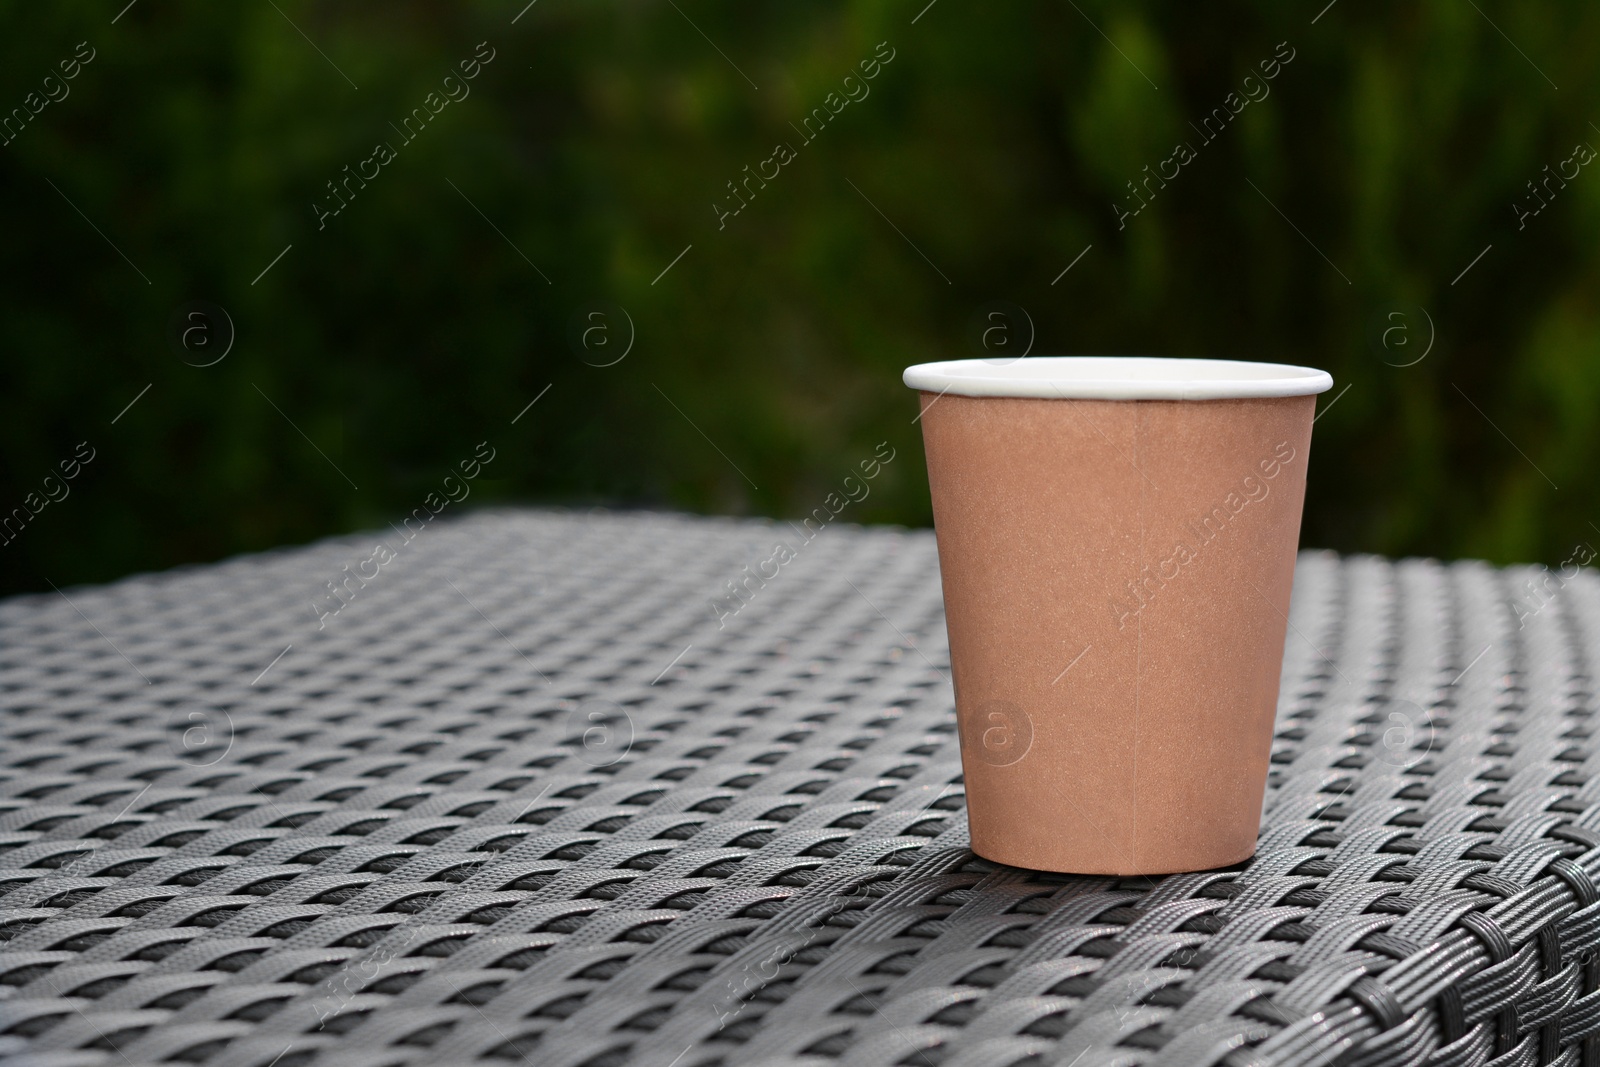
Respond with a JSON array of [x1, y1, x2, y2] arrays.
[[2, 0, 1597, 595]]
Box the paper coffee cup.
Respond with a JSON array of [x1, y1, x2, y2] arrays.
[[906, 357, 1332, 875]]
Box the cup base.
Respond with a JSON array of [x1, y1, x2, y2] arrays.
[[968, 835, 1258, 877]]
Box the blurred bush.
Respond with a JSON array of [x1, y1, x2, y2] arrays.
[[1, 0, 1597, 595]]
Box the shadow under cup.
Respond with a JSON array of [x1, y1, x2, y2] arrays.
[[906, 357, 1333, 875]]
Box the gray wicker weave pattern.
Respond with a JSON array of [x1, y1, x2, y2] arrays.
[[1, 510, 1597, 1067]]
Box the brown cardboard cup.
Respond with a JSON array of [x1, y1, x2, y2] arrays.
[[905, 357, 1333, 875]]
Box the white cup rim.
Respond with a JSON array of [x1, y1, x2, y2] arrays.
[[904, 356, 1334, 400]]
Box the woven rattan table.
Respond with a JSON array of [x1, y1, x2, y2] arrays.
[[2, 510, 1598, 1067]]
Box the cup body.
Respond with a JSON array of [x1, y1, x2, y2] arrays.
[[907, 357, 1330, 874]]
